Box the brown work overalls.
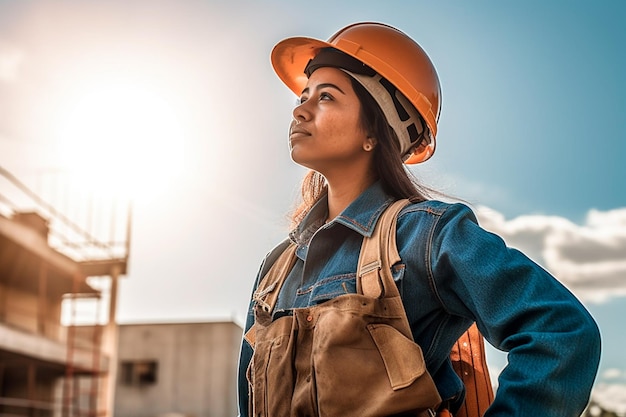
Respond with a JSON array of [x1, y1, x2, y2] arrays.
[[245, 200, 442, 417]]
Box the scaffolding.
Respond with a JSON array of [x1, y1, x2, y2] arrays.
[[0, 166, 131, 417]]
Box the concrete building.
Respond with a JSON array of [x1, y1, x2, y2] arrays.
[[114, 321, 241, 417]]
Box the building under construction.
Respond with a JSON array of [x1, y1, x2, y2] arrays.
[[0, 166, 130, 417]]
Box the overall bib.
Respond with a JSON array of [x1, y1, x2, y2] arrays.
[[245, 200, 442, 417]]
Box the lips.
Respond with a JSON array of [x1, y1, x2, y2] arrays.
[[289, 127, 310, 139]]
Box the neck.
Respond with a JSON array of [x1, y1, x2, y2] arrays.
[[325, 169, 377, 221]]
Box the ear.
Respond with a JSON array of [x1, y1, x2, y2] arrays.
[[363, 137, 377, 152]]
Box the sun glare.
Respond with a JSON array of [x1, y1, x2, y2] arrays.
[[51, 80, 185, 201]]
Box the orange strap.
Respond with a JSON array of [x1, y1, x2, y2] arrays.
[[449, 323, 494, 417]]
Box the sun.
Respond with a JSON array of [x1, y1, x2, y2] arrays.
[[51, 78, 186, 201]]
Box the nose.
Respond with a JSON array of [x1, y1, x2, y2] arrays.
[[292, 100, 311, 124]]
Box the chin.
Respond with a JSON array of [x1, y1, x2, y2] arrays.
[[290, 156, 318, 172]]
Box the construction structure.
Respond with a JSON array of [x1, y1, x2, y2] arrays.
[[0, 166, 131, 417]]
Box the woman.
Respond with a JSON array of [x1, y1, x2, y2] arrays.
[[238, 22, 601, 417]]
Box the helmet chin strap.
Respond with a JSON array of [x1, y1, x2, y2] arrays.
[[342, 70, 433, 161]]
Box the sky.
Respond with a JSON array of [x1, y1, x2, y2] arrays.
[[0, 0, 625, 412]]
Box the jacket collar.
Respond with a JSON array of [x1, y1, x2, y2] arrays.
[[290, 181, 394, 244]]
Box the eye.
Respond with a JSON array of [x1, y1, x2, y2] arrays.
[[319, 92, 333, 101], [297, 95, 308, 105]]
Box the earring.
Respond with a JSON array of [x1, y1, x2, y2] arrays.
[[364, 143, 373, 151]]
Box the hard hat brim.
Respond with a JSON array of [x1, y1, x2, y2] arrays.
[[271, 36, 335, 97]]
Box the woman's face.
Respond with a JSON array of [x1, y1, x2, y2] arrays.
[[289, 67, 371, 174]]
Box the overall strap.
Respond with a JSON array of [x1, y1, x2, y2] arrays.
[[245, 243, 297, 348], [257, 238, 292, 281], [358, 200, 495, 417], [252, 242, 298, 314], [357, 199, 410, 298]]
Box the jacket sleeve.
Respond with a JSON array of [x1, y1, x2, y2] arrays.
[[429, 203, 601, 417], [236, 275, 258, 417]]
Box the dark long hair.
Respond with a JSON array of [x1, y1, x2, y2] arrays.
[[290, 75, 436, 228]]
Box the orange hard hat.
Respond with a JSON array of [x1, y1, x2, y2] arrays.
[[271, 22, 441, 164]]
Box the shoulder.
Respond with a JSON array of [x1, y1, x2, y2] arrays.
[[398, 199, 478, 224], [395, 200, 485, 250]]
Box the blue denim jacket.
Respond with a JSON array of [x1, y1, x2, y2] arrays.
[[238, 182, 601, 416]]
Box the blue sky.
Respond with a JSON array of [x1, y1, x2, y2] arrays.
[[0, 0, 624, 412]]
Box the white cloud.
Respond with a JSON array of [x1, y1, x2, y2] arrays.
[[474, 206, 626, 303], [603, 368, 624, 380], [591, 383, 626, 416], [0, 41, 24, 82]]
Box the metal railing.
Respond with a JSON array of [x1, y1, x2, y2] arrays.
[[0, 166, 131, 264]]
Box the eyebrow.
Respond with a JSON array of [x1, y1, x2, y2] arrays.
[[301, 83, 346, 96]]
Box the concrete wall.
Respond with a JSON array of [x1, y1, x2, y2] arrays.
[[114, 321, 242, 417]]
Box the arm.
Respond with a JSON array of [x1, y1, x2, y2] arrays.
[[430, 204, 601, 416], [237, 310, 254, 417]]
